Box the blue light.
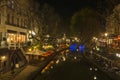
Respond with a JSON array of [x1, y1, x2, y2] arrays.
[[69, 43, 77, 52], [79, 44, 85, 53]]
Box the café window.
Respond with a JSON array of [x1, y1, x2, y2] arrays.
[[0, 13, 1, 24]]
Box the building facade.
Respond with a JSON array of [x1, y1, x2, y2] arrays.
[[105, 4, 120, 49], [106, 4, 120, 35], [0, 0, 40, 73], [0, 0, 39, 47]]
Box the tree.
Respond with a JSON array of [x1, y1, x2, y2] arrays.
[[38, 3, 61, 36], [28, 3, 62, 46], [70, 8, 103, 45]]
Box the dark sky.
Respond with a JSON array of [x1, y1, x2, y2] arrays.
[[36, 0, 97, 18]]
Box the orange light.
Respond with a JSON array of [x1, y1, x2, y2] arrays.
[[118, 35, 120, 40]]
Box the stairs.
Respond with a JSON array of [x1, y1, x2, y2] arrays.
[[14, 49, 27, 67]]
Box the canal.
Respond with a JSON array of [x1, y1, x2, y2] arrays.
[[34, 53, 113, 80]]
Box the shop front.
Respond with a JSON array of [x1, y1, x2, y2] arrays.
[[7, 30, 27, 48]]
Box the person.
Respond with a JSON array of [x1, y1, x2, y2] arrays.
[[1, 37, 7, 48]]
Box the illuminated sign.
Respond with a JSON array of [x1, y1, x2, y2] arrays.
[[79, 44, 85, 53], [69, 43, 77, 52]]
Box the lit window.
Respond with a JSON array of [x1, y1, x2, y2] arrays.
[[11, 1, 14, 3], [12, 15, 14, 24], [6, 14, 10, 24], [11, 1, 14, 9], [7, 1, 11, 7], [0, 13, 1, 24], [17, 18, 19, 26]]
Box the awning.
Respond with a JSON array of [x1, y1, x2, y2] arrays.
[[20, 32, 26, 35], [7, 30, 17, 33]]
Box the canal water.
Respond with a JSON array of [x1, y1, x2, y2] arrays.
[[35, 56, 113, 80]]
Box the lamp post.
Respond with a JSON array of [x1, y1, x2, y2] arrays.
[[104, 33, 108, 37], [62, 34, 66, 44], [46, 34, 50, 38], [104, 33, 108, 46], [45, 34, 50, 44]]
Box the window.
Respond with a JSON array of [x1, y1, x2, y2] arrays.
[[7, 1, 11, 7], [0, 32, 2, 42], [21, 19, 23, 27], [17, 18, 19, 26], [12, 15, 14, 24], [11, 1, 14, 9], [0, 13, 1, 24], [6, 14, 10, 24], [7, 0, 14, 9], [24, 19, 26, 27]]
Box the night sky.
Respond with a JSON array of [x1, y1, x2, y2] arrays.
[[35, 0, 97, 18]]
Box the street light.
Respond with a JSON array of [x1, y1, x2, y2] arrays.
[[116, 53, 120, 58], [0, 56, 6, 73], [105, 33, 108, 37], [46, 34, 50, 38], [74, 37, 78, 41], [94, 75, 97, 80], [104, 33, 108, 45], [1, 56, 6, 61]]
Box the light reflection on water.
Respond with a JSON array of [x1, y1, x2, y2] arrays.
[[35, 56, 113, 80]]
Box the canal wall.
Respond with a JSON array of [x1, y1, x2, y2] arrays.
[[84, 53, 120, 80]]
